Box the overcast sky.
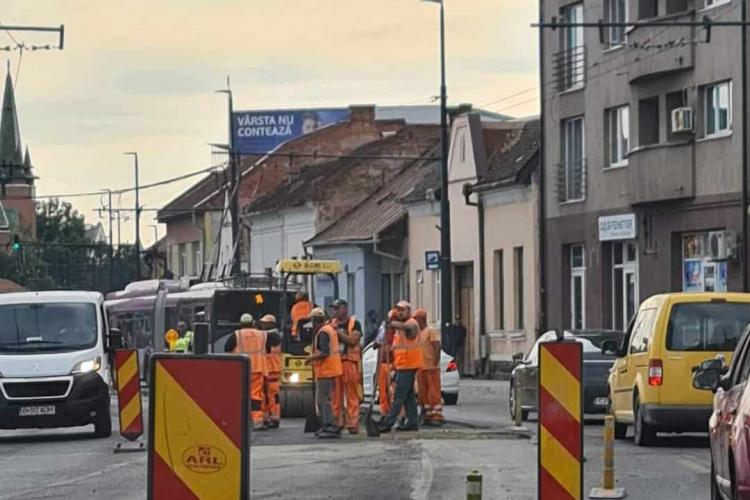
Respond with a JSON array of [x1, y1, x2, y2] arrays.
[[5, 0, 538, 246]]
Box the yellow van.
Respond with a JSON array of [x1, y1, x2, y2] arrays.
[[606, 292, 750, 446]]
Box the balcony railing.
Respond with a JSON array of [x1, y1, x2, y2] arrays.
[[556, 159, 587, 203], [553, 46, 586, 92]]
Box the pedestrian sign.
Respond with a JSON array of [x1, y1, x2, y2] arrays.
[[538, 339, 583, 500], [147, 354, 250, 500]]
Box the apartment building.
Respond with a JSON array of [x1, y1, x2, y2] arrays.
[[541, 0, 747, 330]]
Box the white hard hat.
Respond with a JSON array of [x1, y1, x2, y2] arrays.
[[240, 313, 253, 325]]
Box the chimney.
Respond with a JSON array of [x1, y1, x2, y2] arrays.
[[349, 105, 376, 122]]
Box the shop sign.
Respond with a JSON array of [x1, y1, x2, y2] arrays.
[[598, 214, 637, 241]]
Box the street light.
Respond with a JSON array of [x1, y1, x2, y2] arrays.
[[124, 152, 141, 281], [216, 80, 240, 277], [423, 0, 453, 334]]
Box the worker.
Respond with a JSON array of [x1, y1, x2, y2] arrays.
[[260, 314, 282, 429], [224, 313, 268, 431], [170, 321, 193, 353], [378, 301, 423, 433], [414, 309, 444, 426], [374, 308, 398, 415], [330, 299, 362, 434], [290, 291, 313, 338], [304, 307, 343, 439]]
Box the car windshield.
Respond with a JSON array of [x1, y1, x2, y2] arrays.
[[666, 302, 750, 352], [0, 302, 98, 354]]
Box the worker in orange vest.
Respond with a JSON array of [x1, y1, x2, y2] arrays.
[[260, 314, 282, 429], [330, 299, 362, 434], [224, 313, 268, 431], [414, 309, 444, 426], [378, 301, 423, 432], [304, 307, 343, 439], [374, 308, 398, 416], [290, 291, 313, 338]]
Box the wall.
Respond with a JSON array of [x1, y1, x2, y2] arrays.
[[406, 202, 441, 325], [249, 207, 315, 274]]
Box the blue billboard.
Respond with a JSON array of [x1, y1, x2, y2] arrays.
[[231, 108, 350, 154]]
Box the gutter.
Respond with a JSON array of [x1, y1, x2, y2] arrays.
[[463, 182, 488, 376]]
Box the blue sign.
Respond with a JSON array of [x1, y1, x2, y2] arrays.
[[425, 251, 441, 271], [232, 108, 350, 154]]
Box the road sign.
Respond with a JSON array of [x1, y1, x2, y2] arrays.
[[114, 348, 143, 441], [425, 251, 440, 271], [538, 340, 583, 500], [147, 354, 250, 500]]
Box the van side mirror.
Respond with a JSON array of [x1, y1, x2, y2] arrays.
[[692, 358, 723, 392], [512, 352, 527, 366], [601, 339, 620, 357], [107, 328, 123, 351]]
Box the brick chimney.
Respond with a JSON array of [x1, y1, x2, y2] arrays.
[[349, 105, 376, 122]]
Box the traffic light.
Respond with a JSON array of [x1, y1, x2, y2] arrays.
[[10, 235, 21, 253]]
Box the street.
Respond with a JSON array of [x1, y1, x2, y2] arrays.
[[0, 380, 710, 500]]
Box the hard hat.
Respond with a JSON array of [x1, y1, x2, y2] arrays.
[[310, 307, 326, 319], [331, 298, 348, 308], [260, 314, 276, 324], [239, 313, 253, 325], [413, 308, 428, 319]]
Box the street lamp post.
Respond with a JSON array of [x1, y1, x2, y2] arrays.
[[124, 152, 141, 281], [424, 0, 453, 334], [217, 80, 241, 278]]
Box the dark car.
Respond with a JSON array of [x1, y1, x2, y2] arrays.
[[509, 329, 624, 421], [693, 324, 750, 499]]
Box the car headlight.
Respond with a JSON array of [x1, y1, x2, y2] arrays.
[[290, 372, 300, 383], [71, 357, 101, 375]]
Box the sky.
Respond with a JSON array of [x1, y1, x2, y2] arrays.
[[4, 0, 539, 247]]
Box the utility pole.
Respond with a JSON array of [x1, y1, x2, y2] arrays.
[[124, 152, 141, 280], [217, 78, 240, 277], [102, 189, 114, 288]]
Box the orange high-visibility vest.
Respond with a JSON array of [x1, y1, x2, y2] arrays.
[[313, 325, 343, 378], [291, 300, 313, 336], [393, 318, 423, 370], [336, 316, 361, 363], [233, 328, 268, 374]]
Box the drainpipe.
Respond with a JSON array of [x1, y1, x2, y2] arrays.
[[463, 183, 487, 377]]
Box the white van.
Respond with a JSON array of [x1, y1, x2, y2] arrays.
[[0, 291, 117, 437]]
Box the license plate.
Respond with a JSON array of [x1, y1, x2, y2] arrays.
[[19, 405, 56, 416], [594, 397, 608, 407]]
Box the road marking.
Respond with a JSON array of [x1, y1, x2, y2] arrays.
[[677, 457, 710, 475], [0, 461, 132, 499], [411, 444, 434, 500]]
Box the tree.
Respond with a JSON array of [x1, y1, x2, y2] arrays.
[[36, 198, 87, 245]]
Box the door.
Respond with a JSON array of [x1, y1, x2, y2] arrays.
[[456, 264, 475, 376], [612, 309, 649, 421]]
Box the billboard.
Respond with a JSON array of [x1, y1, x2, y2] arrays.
[[231, 108, 350, 154]]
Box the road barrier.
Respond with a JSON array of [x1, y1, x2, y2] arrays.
[[589, 416, 627, 499], [538, 339, 583, 500], [147, 354, 250, 500], [466, 470, 482, 500], [113, 348, 145, 452]]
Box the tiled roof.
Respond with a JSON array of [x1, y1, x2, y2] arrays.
[[480, 118, 540, 186], [0, 279, 23, 293], [306, 145, 440, 247]]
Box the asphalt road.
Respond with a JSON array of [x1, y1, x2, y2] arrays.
[[0, 380, 711, 499]]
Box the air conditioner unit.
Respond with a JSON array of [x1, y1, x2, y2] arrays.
[[708, 230, 738, 261], [671, 107, 694, 133]]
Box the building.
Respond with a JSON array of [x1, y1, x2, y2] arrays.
[[0, 68, 35, 247], [403, 114, 540, 376], [84, 223, 107, 245], [540, 0, 746, 331]]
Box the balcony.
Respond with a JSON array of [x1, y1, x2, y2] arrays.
[[556, 160, 587, 203], [629, 141, 694, 204], [553, 46, 586, 92], [627, 11, 695, 83]]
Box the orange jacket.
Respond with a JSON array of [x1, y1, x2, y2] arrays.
[[233, 328, 267, 374], [334, 316, 361, 363], [313, 324, 343, 378], [290, 300, 313, 336], [266, 343, 282, 374], [392, 318, 423, 370]]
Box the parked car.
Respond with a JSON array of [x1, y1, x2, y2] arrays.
[[694, 324, 750, 500], [361, 343, 460, 405], [607, 292, 750, 446], [509, 329, 624, 421]]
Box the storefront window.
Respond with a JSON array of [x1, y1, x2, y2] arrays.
[[612, 241, 638, 331], [570, 245, 586, 329], [682, 232, 728, 292]]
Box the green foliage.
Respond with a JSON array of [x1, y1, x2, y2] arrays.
[[36, 198, 87, 245]]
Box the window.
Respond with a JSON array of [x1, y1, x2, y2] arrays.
[[638, 96, 660, 146], [191, 241, 201, 276], [666, 0, 688, 14], [381, 274, 392, 316], [494, 250, 504, 329], [561, 117, 585, 202], [570, 245, 586, 329], [666, 302, 750, 352], [347, 272, 356, 311], [705, 81, 731, 137], [638, 0, 657, 19], [606, 105, 629, 167], [561, 3, 584, 90], [606, 0, 627, 46], [629, 308, 656, 354], [704, 0, 731, 9], [178, 243, 187, 277], [666, 89, 689, 142], [682, 232, 729, 292], [612, 241, 638, 331], [415, 270, 424, 309], [514, 247, 524, 329]]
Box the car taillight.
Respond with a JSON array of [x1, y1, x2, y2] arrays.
[[446, 360, 457, 372], [648, 359, 663, 386]]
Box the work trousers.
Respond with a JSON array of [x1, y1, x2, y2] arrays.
[[378, 362, 392, 415], [385, 369, 418, 428], [265, 372, 281, 424], [337, 361, 360, 431], [417, 368, 444, 423], [250, 372, 265, 424], [316, 377, 338, 432]]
